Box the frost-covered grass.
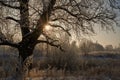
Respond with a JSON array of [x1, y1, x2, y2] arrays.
[[27, 52, 120, 80], [0, 51, 120, 80]]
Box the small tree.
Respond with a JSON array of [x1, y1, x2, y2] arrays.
[[105, 45, 113, 51], [79, 39, 93, 55], [92, 42, 104, 51]]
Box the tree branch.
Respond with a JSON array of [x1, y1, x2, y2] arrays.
[[0, 41, 19, 48], [36, 40, 64, 51], [54, 6, 78, 18], [53, 6, 88, 21], [0, 38, 18, 48], [6, 16, 20, 23], [28, 4, 42, 15], [49, 24, 71, 36], [109, 0, 120, 9], [0, 32, 18, 48], [0, 1, 20, 9], [42, 33, 58, 41]]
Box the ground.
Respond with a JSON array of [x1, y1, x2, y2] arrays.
[[0, 51, 120, 80]]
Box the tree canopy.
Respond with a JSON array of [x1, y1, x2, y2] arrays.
[[0, 0, 119, 49]]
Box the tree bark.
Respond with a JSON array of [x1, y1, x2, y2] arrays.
[[19, 0, 30, 37], [13, 45, 35, 80]]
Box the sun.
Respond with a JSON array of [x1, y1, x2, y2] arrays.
[[44, 24, 51, 31]]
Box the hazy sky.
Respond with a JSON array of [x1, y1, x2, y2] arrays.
[[92, 26, 120, 47]]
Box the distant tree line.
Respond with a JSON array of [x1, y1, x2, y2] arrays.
[[79, 39, 104, 55], [79, 39, 120, 55]]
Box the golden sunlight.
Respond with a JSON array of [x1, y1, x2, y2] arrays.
[[44, 24, 51, 31]]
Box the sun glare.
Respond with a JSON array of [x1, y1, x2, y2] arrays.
[[44, 24, 51, 31]]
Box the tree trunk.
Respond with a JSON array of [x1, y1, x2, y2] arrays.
[[13, 45, 35, 80], [20, 0, 30, 37], [17, 0, 33, 78]]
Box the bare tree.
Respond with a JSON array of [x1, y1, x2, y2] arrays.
[[0, 0, 119, 78]]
